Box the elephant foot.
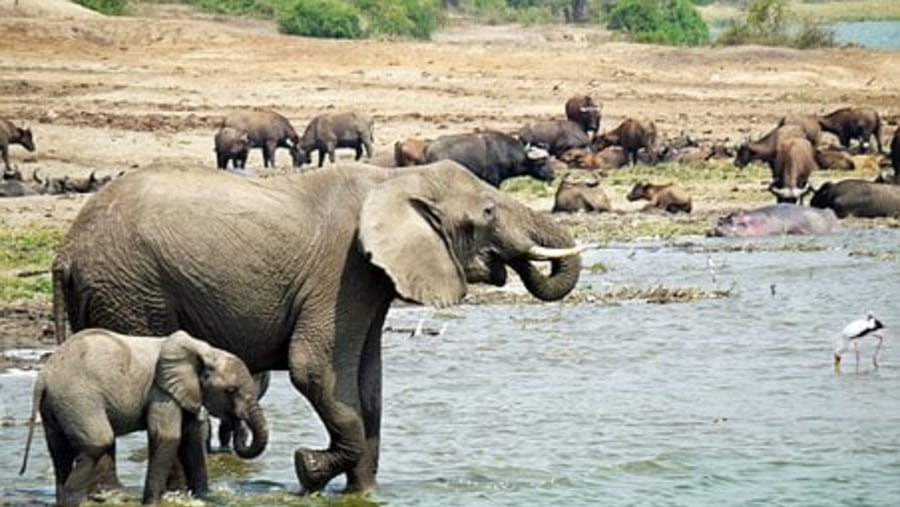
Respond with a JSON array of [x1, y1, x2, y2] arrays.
[[344, 476, 377, 495], [92, 456, 124, 492], [294, 448, 338, 494]]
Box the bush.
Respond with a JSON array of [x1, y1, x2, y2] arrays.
[[356, 0, 443, 39], [182, 0, 278, 17], [717, 0, 835, 48], [73, 0, 128, 15], [607, 0, 710, 46], [277, 0, 363, 38]]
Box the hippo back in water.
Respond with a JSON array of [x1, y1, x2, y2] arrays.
[[711, 204, 839, 237]]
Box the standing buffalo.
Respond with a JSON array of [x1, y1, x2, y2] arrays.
[[517, 120, 591, 157], [552, 174, 610, 213], [818, 106, 883, 153], [776, 114, 822, 145], [298, 111, 375, 168], [424, 131, 553, 187], [221, 110, 303, 168], [564, 95, 601, 134], [734, 124, 808, 169], [769, 137, 817, 203], [627, 182, 692, 213], [592, 118, 658, 166], [393, 138, 430, 167], [810, 179, 900, 218], [1, 118, 35, 171], [214, 127, 250, 170]]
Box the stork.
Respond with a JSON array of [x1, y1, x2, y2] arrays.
[[834, 313, 885, 370]]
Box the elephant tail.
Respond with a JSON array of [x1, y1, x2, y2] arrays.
[[20, 375, 45, 475], [51, 256, 69, 345]]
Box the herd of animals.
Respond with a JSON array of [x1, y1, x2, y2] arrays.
[[2, 93, 900, 507]]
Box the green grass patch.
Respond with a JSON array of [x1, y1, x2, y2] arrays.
[[0, 224, 65, 302], [501, 176, 554, 197], [73, 0, 128, 15]]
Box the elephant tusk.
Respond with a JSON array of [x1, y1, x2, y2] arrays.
[[527, 244, 584, 260]]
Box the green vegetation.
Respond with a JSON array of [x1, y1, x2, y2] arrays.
[[501, 176, 554, 198], [73, 0, 128, 15], [277, 0, 363, 38], [606, 0, 710, 46], [716, 0, 835, 48], [699, 0, 900, 24], [0, 225, 64, 302]]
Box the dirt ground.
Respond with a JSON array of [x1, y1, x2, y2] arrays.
[[1, 0, 898, 368]]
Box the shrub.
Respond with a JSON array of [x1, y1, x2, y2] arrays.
[[356, 0, 443, 39], [717, 0, 835, 48], [73, 0, 127, 15], [277, 0, 363, 39], [607, 0, 710, 46], [182, 0, 278, 17]]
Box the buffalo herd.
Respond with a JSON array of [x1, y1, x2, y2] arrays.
[[2, 99, 899, 224]]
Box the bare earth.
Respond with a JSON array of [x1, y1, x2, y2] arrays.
[[1, 1, 898, 367]]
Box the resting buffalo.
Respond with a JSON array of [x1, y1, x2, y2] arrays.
[[814, 147, 855, 171], [64, 170, 123, 193], [424, 131, 553, 187], [810, 179, 900, 218], [734, 124, 807, 169], [559, 147, 628, 171], [777, 114, 821, 145], [298, 111, 375, 167], [0, 118, 35, 172], [564, 95, 601, 134], [818, 106, 884, 153], [1, 169, 63, 197], [627, 182, 692, 213], [221, 110, 303, 168], [393, 138, 430, 167], [517, 120, 591, 156], [593, 118, 658, 166], [769, 137, 817, 204], [711, 204, 839, 237], [552, 174, 610, 213], [214, 127, 250, 170]]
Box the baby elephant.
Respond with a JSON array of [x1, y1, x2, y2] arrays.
[[627, 182, 692, 213], [20, 329, 268, 506], [552, 174, 611, 213]]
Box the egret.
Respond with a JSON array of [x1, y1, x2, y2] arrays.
[[834, 313, 885, 370]]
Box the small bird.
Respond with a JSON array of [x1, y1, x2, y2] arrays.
[[834, 313, 885, 370]]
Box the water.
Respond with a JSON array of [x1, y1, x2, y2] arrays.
[[831, 21, 900, 51], [2, 228, 899, 506]]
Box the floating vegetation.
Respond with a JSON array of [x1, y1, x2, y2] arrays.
[[674, 241, 830, 254], [126, 447, 148, 463], [206, 452, 263, 480], [585, 262, 609, 274], [465, 284, 733, 305], [849, 249, 899, 262]]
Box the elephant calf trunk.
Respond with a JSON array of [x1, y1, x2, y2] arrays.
[[233, 404, 268, 459]]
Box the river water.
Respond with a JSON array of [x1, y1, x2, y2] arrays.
[[1, 228, 899, 506], [831, 21, 900, 51]]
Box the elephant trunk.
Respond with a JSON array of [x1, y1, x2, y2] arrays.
[[233, 402, 268, 459], [507, 212, 582, 301]]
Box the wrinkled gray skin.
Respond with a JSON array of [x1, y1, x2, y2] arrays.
[[552, 174, 610, 213], [518, 120, 591, 157], [769, 137, 817, 204], [818, 106, 883, 153], [564, 95, 601, 134], [627, 182, 692, 213], [20, 330, 267, 507], [0, 118, 35, 171], [592, 118, 658, 166], [52, 161, 582, 494], [734, 124, 807, 169], [207, 372, 271, 453], [298, 111, 375, 167], [810, 179, 900, 218], [777, 114, 822, 145], [214, 127, 250, 170], [221, 110, 303, 168], [711, 204, 839, 237]]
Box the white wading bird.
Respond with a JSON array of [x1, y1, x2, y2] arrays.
[[834, 313, 885, 370]]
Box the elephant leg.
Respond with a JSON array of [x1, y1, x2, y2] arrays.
[[92, 442, 123, 492], [62, 448, 105, 507], [145, 403, 184, 505], [289, 322, 368, 494], [344, 306, 389, 493], [46, 425, 76, 507], [177, 417, 209, 497]]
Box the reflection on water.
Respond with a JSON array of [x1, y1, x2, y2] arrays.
[[1, 229, 899, 506]]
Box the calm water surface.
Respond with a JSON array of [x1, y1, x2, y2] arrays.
[[1, 229, 899, 506], [831, 21, 900, 51]]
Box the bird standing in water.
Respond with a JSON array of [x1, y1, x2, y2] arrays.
[[834, 313, 885, 371]]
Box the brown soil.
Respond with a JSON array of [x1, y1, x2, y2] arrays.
[[1, 2, 898, 368]]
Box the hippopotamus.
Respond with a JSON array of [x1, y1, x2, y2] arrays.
[[710, 204, 839, 237]]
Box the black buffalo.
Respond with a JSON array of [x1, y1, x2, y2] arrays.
[[810, 179, 900, 218], [424, 131, 553, 187], [517, 120, 591, 157]]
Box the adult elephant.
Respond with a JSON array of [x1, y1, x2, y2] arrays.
[[52, 161, 582, 494]]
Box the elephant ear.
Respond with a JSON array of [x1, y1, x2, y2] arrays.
[[155, 331, 217, 414], [359, 172, 466, 308]]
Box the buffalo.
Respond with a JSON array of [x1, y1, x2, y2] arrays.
[[424, 131, 553, 187], [221, 110, 303, 168], [814, 147, 855, 171], [393, 138, 430, 167], [818, 106, 883, 153], [734, 124, 807, 169], [298, 111, 375, 167], [776, 114, 822, 145], [552, 174, 610, 213], [214, 127, 250, 170], [627, 182, 692, 213], [593, 118, 658, 166], [517, 120, 591, 157], [564, 95, 601, 134], [810, 179, 900, 218], [769, 137, 818, 204], [558, 147, 628, 171], [0, 118, 35, 172]]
